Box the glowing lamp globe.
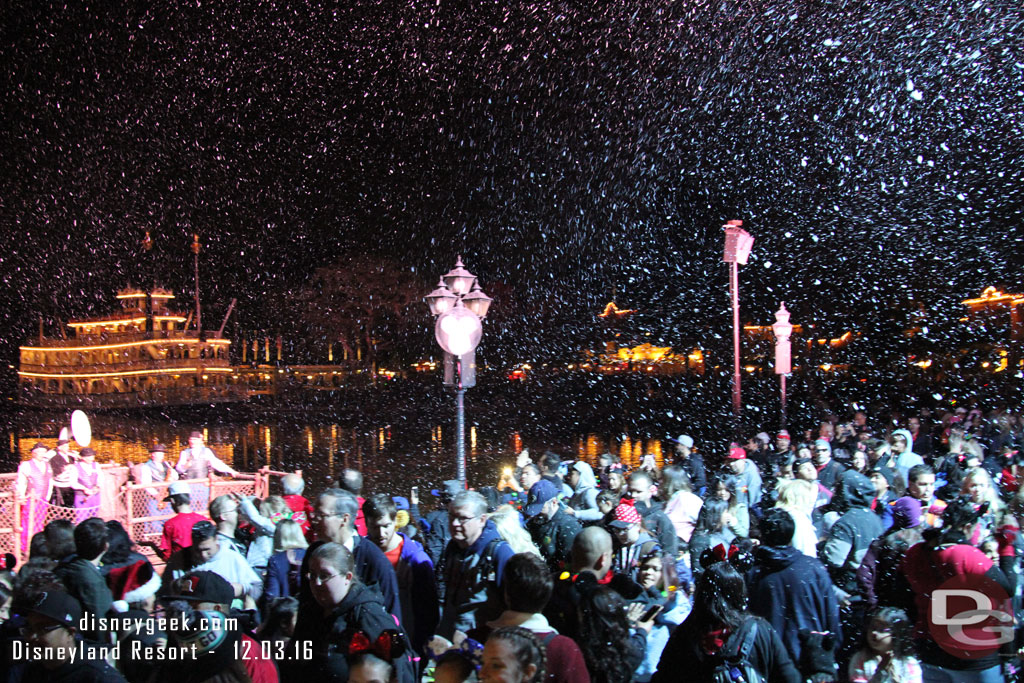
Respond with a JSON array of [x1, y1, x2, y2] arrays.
[[435, 304, 483, 357], [442, 256, 477, 296], [462, 284, 493, 319], [425, 280, 457, 316]]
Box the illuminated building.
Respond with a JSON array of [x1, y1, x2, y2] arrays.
[[18, 288, 245, 408]]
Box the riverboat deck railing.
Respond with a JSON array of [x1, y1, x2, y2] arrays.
[[0, 467, 300, 564]]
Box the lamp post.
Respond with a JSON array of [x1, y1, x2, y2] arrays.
[[723, 220, 754, 416], [772, 303, 793, 427], [425, 257, 493, 484]]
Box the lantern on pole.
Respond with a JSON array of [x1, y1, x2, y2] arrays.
[[425, 257, 493, 484], [723, 220, 753, 416], [772, 303, 793, 427]]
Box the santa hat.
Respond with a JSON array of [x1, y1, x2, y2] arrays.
[[107, 559, 161, 612]]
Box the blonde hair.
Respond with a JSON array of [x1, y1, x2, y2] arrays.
[[489, 505, 542, 557], [273, 519, 309, 552], [775, 478, 817, 515], [961, 467, 1005, 514], [260, 495, 291, 521]]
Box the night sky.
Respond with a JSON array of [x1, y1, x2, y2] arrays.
[[2, 0, 1023, 382]]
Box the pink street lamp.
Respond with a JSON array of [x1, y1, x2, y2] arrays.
[[723, 220, 754, 416], [772, 303, 793, 427], [425, 257, 493, 484]]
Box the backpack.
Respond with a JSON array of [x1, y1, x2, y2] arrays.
[[709, 619, 765, 683]]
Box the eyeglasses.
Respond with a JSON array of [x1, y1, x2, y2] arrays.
[[311, 511, 341, 521], [20, 623, 65, 638], [306, 572, 343, 586], [450, 514, 481, 525], [815, 448, 829, 453]]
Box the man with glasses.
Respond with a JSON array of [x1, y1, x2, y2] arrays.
[[812, 440, 846, 495], [12, 591, 128, 681], [437, 490, 514, 639], [301, 488, 400, 619]]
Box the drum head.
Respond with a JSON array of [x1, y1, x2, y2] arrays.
[[71, 410, 91, 448]]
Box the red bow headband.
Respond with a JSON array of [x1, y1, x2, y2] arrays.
[[342, 629, 407, 661]]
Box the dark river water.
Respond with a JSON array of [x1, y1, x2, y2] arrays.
[[0, 405, 670, 505]]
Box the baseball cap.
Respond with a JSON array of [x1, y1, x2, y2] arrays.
[[777, 430, 791, 440], [672, 435, 694, 449], [27, 591, 82, 628], [79, 448, 96, 458], [608, 500, 643, 529], [150, 443, 168, 453], [726, 446, 747, 460], [162, 571, 234, 604], [31, 442, 48, 452], [524, 480, 559, 517], [164, 481, 191, 501], [431, 480, 464, 500], [189, 431, 203, 439]]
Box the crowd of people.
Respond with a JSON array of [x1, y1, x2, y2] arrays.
[[2, 405, 1024, 682]]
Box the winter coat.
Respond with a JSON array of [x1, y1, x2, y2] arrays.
[[733, 461, 763, 510], [299, 538, 401, 621], [568, 462, 602, 522], [901, 542, 1010, 672], [265, 548, 306, 600], [284, 581, 416, 682], [820, 471, 884, 597], [892, 429, 925, 483], [527, 507, 583, 572], [652, 615, 800, 683], [437, 521, 514, 638], [635, 500, 681, 557], [747, 545, 842, 668], [676, 453, 707, 493], [817, 459, 847, 495], [394, 532, 439, 655], [635, 588, 692, 682], [856, 527, 922, 610], [664, 490, 703, 543]]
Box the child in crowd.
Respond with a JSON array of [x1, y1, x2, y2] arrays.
[[848, 607, 921, 683]]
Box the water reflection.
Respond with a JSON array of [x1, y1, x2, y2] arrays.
[[2, 413, 672, 500]]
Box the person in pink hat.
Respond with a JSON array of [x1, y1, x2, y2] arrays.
[[724, 446, 763, 515]]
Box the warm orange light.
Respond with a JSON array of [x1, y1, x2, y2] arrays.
[[68, 316, 187, 328], [19, 367, 233, 379], [599, 302, 637, 318], [115, 293, 176, 300], [20, 338, 230, 352], [963, 287, 1024, 305]]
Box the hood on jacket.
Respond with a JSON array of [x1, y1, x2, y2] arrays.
[[571, 461, 598, 491], [834, 470, 876, 510], [891, 429, 917, 454], [333, 580, 387, 617], [753, 544, 802, 572]]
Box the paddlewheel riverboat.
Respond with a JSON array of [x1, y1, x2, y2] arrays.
[[17, 288, 246, 409]]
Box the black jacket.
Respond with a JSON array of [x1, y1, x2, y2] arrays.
[[820, 471, 884, 596], [527, 507, 583, 572], [285, 582, 416, 682], [652, 615, 800, 683], [747, 545, 842, 668]]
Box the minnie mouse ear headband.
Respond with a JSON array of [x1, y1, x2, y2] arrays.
[[699, 542, 754, 572], [340, 628, 407, 662], [427, 635, 484, 670]]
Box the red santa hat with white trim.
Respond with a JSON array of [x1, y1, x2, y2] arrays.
[[107, 559, 161, 613]]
